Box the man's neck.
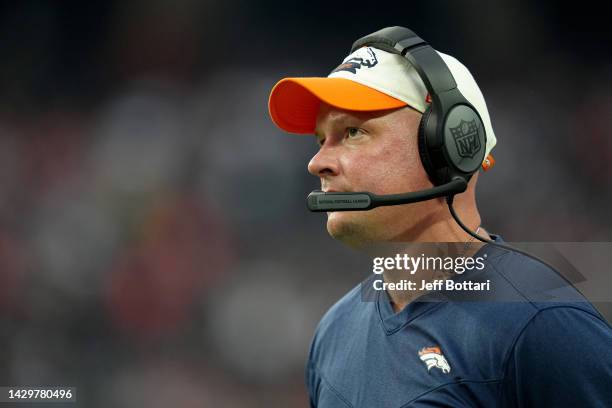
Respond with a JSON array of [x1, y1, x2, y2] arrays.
[[385, 227, 490, 313]]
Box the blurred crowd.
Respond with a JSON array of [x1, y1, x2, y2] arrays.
[[0, 1, 610, 407]]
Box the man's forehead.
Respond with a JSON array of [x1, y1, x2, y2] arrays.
[[315, 106, 359, 126], [314, 107, 357, 139], [314, 104, 419, 135]]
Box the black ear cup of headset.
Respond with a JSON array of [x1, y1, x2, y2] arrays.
[[418, 101, 486, 187], [417, 106, 436, 183]]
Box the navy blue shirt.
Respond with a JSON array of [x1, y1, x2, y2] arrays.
[[307, 237, 612, 407]]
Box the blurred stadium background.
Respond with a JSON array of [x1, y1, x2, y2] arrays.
[[0, 1, 610, 406]]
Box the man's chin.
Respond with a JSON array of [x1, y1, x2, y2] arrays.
[[326, 212, 373, 248]]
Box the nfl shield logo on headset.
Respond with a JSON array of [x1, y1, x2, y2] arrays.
[[450, 119, 481, 159]]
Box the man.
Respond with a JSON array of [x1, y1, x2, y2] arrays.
[[268, 27, 612, 407]]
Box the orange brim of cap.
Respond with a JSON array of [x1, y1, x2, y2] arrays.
[[268, 77, 407, 134]]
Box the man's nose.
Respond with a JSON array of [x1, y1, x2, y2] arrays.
[[307, 146, 340, 178]]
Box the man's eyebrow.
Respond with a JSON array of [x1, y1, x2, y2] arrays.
[[313, 111, 361, 143]]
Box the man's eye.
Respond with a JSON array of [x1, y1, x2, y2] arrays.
[[346, 127, 362, 138]]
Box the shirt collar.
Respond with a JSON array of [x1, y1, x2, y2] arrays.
[[376, 234, 505, 335]]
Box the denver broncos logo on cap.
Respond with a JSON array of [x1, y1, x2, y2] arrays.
[[418, 346, 451, 374], [331, 47, 378, 74]]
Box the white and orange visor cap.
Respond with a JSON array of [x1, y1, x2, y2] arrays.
[[268, 46, 497, 169]]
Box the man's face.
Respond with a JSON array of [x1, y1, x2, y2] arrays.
[[308, 103, 444, 246]]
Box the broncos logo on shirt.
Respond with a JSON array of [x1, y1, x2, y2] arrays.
[[418, 346, 451, 374], [331, 47, 378, 74]]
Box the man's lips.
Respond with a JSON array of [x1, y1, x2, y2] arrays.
[[322, 189, 353, 193]]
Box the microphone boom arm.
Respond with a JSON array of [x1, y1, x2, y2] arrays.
[[307, 178, 468, 212]]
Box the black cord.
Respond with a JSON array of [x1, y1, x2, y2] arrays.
[[445, 195, 585, 291], [446, 195, 494, 244]]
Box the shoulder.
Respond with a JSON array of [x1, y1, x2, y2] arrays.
[[312, 279, 366, 344], [479, 242, 612, 393], [307, 276, 377, 366], [517, 304, 612, 342], [500, 305, 612, 405], [484, 241, 609, 336], [435, 242, 609, 372], [480, 241, 603, 314], [306, 279, 368, 400]]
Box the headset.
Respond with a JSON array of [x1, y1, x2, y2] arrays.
[[306, 26, 487, 218]]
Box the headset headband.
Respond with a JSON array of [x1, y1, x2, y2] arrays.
[[351, 26, 460, 103]]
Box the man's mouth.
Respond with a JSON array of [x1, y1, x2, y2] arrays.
[[323, 188, 351, 193]]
